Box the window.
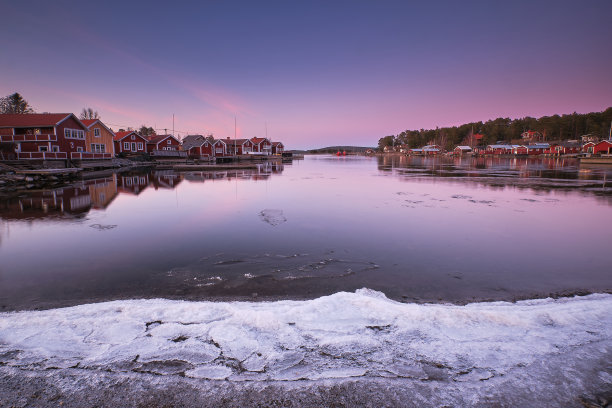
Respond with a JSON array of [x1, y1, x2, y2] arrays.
[[38, 146, 48, 152], [52, 146, 60, 152], [124, 142, 129, 150], [65, 129, 71, 138], [100, 144, 105, 153], [137, 142, 143, 150], [77, 147, 83, 152], [94, 128, 100, 137], [131, 135, 135, 140], [167, 139, 171, 144]]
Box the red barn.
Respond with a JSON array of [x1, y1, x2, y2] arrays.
[[224, 137, 255, 155], [582, 142, 596, 153], [146, 134, 181, 153], [182, 135, 215, 159], [251, 137, 272, 155], [593, 140, 612, 155], [271, 141, 284, 155], [0, 113, 88, 160], [114, 131, 148, 154], [212, 139, 228, 157]]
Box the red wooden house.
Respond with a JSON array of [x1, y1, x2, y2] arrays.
[[212, 139, 228, 157], [486, 144, 513, 155], [0, 113, 88, 160], [526, 143, 549, 155], [250, 137, 272, 155], [146, 134, 181, 153], [114, 131, 148, 154], [546, 142, 581, 155], [592, 140, 612, 155], [224, 137, 255, 155], [271, 141, 284, 155], [183, 135, 214, 158], [582, 142, 596, 153]]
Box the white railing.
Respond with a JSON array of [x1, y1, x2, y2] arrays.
[[16, 152, 67, 160], [0, 133, 57, 142], [70, 152, 113, 160]]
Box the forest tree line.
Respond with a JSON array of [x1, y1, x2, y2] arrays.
[[378, 107, 612, 151]]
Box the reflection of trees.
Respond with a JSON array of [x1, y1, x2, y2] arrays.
[[376, 155, 612, 203]]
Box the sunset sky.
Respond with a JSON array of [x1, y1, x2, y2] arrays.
[[2, 0, 611, 149]]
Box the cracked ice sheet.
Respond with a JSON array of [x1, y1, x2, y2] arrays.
[[0, 289, 610, 384]]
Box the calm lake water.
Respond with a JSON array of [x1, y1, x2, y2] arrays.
[[1, 155, 611, 310]]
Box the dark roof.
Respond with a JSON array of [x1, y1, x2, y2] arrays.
[[0, 113, 74, 128], [251, 137, 270, 144], [114, 131, 143, 141], [224, 138, 251, 145], [147, 134, 179, 145]]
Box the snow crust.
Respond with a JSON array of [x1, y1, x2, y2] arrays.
[[0, 289, 610, 384]]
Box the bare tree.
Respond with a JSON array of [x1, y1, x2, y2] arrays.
[[0, 92, 34, 114], [80, 107, 100, 120]]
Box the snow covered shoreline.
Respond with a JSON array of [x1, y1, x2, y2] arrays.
[[1, 289, 610, 407]]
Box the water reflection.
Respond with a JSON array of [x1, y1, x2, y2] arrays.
[[377, 156, 612, 200], [0, 162, 285, 221]]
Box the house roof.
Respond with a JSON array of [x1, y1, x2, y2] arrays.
[[488, 144, 514, 149], [0, 113, 83, 128], [455, 146, 472, 150], [527, 143, 550, 149], [251, 137, 270, 145], [224, 138, 250, 145], [271, 141, 283, 146], [147, 134, 179, 145], [114, 131, 143, 141], [182, 135, 207, 149], [81, 119, 115, 136]]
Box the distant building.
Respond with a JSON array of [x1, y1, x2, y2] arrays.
[[146, 134, 181, 153], [114, 131, 148, 154], [454, 146, 472, 155], [592, 140, 612, 155], [581, 134, 599, 143], [250, 137, 272, 155], [271, 141, 284, 155], [521, 130, 543, 142]]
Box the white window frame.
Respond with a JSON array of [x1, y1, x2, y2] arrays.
[[137, 142, 143, 150], [38, 146, 48, 152], [94, 128, 100, 137], [124, 142, 129, 150]]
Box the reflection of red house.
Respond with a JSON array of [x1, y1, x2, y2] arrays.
[[146, 134, 181, 153], [151, 170, 183, 190], [0, 185, 91, 220], [117, 173, 150, 195], [592, 140, 612, 155], [0, 113, 88, 160], [114, 131, 148, 154]]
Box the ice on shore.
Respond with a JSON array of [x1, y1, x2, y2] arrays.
[[0, 289, 610, 384]]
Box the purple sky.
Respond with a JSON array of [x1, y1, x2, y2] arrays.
[[2, 1, 611, 149]]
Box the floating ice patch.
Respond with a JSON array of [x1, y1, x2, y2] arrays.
[[89, 223, 117, 231], [258, 209, 287, 226], [0, 290, 610, 387]]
